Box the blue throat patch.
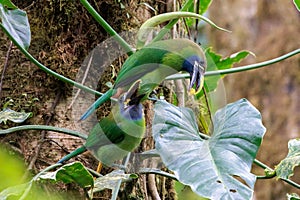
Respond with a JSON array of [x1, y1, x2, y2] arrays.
[[182, 55, 204, 73]]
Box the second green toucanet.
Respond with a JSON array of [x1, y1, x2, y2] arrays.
[[80, 38, 207, 121], [58, 81, 145, 166]]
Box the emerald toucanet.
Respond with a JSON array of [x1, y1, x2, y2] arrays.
[[80, 38, 207, 121], [58, 81, 145, 166]]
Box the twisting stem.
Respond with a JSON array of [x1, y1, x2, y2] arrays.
[[151, 0, 193, 43], [253, 159, 273, 171], [80, 0, 133, 55], [166, 48, 300, 80], [139, 168, 178, 181], [254, 159, 300, 189], [203, 87, 214, 132], [0, 125, 87, 140], [207, 48, 300, 76]]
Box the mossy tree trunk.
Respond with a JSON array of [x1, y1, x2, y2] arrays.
[[0, 0, 175, 199]]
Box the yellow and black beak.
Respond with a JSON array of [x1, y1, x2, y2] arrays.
[[189, 61, 206, 94]]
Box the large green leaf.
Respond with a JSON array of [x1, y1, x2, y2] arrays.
[[0, 108, 32, 124], [0, 181, 67, 199], [275, 139, 300, 179], [197, 48, 252, 98], [0, 4, 31, 49], [0, 182, 31, 199], [0, 147, 27, 191], [39, 162, 94, 188], [152, 99, 266, 199]]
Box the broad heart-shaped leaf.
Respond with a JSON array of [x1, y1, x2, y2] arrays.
[[0, 4, 31, 49], [275, 139, 300, 179], [0, 108, 32, 124], [152, 99, 266, 199], [39, 162, 93, 188], [196, 48, 252, 98]]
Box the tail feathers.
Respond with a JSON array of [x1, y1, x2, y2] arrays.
[[79, 89, 114, 121], [57, 146, 87, 164]]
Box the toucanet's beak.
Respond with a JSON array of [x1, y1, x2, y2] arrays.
[[120, 80, 145, 106], [124, 80, 140, 101], [189, 61, 206, 93]]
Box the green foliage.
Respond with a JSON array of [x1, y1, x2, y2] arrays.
[[184, 0, 212, 27], [197, 48, 252, 98], [0, 108, 32, 124], [0, 3, 30, 49], [137, 11, 229, 48], [152, 99, 266, 199], [0, 181, 69, 199], [0, 150, 66, 199], [0, 147, 27, 191], [0, 182, 31, 199], [198, 0, 212, 14], [39, 162, 94, 188], [275, 139, 300, 179]]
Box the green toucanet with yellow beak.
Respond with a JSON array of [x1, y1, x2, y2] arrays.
[[80, 38, 207, 121], [58, 81, 145, 166]]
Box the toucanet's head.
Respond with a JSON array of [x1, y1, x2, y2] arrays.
[[182, 55, 206, 92], [119, 80, 145, 120]]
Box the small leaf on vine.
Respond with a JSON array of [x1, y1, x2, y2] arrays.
[[0, 108, 32, 124], [39, 162, 94, 188], [275, 139, 300, 180]]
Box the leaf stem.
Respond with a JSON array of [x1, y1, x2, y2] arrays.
[[138, 11, 229, 48], [0, 24, 102, 97], [139, 168, 178, 181], [80, 0, 133, 55], [207, 48, 300, 76], [165, 48, 300, 80], [150, 0, 193, 43], [86, 167, 102, 178], [0, 125, 87, 140], [253, 159, 300, 188], [253, 159, 273, 171], [33, 163, 63, 181]]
